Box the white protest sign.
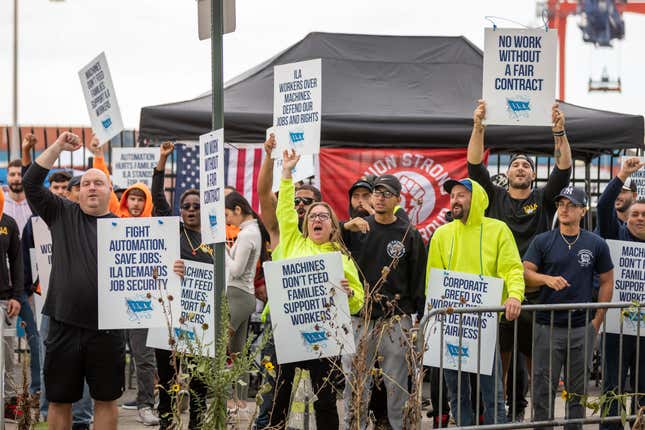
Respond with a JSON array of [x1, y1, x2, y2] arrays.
[[605, 240, 645, 336], [111, 148, 160, 189], [32, 217, 52, 329], [621, 157, 645, 199], [482, 28, 557, 126], [98, 217, 181, 329], [199, 129, 226, 244], [263, 252, 355, 364], [423, 269, 503, 375], [269, 124, 316, 191], [78, 52, 124, 146], [147, 261, 215, 356], [272, 59, 321, 158]]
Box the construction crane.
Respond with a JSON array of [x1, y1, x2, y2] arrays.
[[546, 0, 645, 99]]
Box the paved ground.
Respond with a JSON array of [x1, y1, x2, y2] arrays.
[[6, 384, 615, 429]]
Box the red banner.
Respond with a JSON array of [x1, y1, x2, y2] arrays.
[[319, 148, 488, 242]]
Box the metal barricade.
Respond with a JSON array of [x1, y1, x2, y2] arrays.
[[418, 301, 645, 429]]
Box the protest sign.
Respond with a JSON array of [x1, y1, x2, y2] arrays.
[[78, 52, 124, 146], [605, 240, 645, 336], [482, 28, 557, 126], [147, 261, 215, 356], [272, 59, 321, 158], [621, 156, 645, 198], [32, 217, 52, 329], [263, 252, 355, 364], [266, 127, 316, 191], [111, 148, 160, 189], [97, 217, 181, 329], [423, 269, 503, 375], [199, 129, 225, 244]]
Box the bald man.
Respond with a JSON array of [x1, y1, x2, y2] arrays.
[[23, 132, 123, 430]]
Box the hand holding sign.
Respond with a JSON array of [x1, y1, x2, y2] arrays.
[[473, 99, 486, 128], [552, 103, 565, 133], [264, 132, 277, 157], [56, 132, 82, 152], [88, 135, 104, 158]]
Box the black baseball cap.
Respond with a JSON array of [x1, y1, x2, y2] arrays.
[[509, 154, 536, 172], [348, 179, 373, 197], [622, 178, 638, 193], [66, 176, 81, 191], [444, 178, 473, 194], [555, 186, 588, 206], [373, 174, 401, 196]]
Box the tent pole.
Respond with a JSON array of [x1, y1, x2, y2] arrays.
[[210, 0, 226, 397]]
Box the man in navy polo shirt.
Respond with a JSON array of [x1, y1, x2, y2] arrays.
[[523, 186, 614, 429]]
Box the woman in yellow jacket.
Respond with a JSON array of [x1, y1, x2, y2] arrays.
[[267, 149, 364, 429]]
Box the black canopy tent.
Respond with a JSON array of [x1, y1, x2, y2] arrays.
[[139, 32, 643, 159]]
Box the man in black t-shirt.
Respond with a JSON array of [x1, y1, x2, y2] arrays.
[[523, 186, 614, 428], [341, 175, 427, 430], [23, 132, 124, 430], [467, 100, 573, 421]]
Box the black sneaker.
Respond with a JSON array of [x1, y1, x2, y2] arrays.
[[506, 408, 525, 422]]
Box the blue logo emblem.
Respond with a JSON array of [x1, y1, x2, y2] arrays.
[[209, 213, 218, 228], [289, 131, 305, 145], [302, 331, 328, 344], [101, 117, 112, 129], [506, 97, 531, 121], [447, 343, 469, 358], [126, 297, 153, 321], [174, 327, 196, 341]]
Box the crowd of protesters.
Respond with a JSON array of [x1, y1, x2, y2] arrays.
[[0, 98, 643, 430]]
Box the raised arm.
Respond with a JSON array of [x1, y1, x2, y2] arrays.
[[467, 99, 486, 165], [258, 134, 279, 247], [151, 141, 174, 216], [551, 103, 572, 171], [276, 150, 301, 249], [467, 100, 498, 199], [88, 136, 120, 214], [24, 132, 79, 224], [21, 133, 36, 168]]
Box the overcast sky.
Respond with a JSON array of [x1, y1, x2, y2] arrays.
[[0, 0, 643, 129]]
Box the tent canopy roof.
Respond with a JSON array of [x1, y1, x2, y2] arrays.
[[139, 32, 643, 158]]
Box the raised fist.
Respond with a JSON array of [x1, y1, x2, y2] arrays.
[[160, 141, 174, 158], [22, 134, 37, 151], [56, 132, 82, 152]]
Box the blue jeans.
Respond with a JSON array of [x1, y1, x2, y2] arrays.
[[599, 333, 645, 430], [39, 315, 94, 424], [443, 352, 507, 426], [18, 293, 40, 394]]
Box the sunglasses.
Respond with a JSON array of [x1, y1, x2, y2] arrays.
[[294, 197, 314, 206], [308, 213, 331, 222], [373, 189, 395, 199], [180, 203, 200, 210]]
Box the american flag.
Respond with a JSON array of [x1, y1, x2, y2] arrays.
[[173, 143, 264, 214], [173, 143, 201, 214]]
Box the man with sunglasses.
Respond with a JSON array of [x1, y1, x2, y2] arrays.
[[523, 186, 614, 428], [467, 100, 573, 422], [342, 174, 427, 430]]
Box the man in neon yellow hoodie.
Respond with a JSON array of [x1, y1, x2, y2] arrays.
[[426, 177, 525, 426]]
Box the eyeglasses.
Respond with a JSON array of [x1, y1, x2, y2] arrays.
[[373, 189, 395, 199], [180, 203, 200, 210], [308, 213, 331, 222], [556, 201, 582, 210], [294, 197, 314, 206]]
